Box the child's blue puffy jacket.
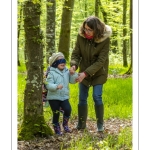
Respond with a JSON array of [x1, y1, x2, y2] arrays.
[[45, 67, 78, 101]]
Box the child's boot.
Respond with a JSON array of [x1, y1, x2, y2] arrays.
[[53, 123, 62, 135], [63, 116, 71, 133]]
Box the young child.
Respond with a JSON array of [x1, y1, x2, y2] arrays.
[[45, 52, 78, 135]]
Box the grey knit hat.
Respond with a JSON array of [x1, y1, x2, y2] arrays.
[[49, 52, 64, 66]]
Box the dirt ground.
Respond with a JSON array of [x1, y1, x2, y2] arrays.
[[18, 118, 132, 150]]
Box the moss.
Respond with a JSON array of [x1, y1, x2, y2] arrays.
[[18, 115, 53, 141]]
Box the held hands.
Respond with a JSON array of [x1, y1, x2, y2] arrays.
[[76, 72, 86, 83], [57, 84, 63, 89], [69, 65, 87, 82]]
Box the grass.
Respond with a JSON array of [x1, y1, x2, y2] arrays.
[[68, 77, 132, 120], [65, 127, 132, 150], [59, 126, 132, 150], [18, 63, 132, 149], [97, 127, 132, 150], [18, 73, 26, 120]]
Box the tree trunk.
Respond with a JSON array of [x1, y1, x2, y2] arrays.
[[58, 0, 75, 60], [124, 0, 132, 74], [99, 0, 107, 24], [111, 0, 119, 53], [18, 1, 53, 141], [17, 2, 23, 66], [123, 0, 128, 67], [95, 0, 99, 17], [46, 0, 56, 64], [84, 0, 87, 17]]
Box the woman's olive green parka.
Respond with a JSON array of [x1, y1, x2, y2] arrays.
[[70, 25, 112, 87]]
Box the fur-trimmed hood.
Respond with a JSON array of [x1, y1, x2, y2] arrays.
[[79, 25, 112, 43]]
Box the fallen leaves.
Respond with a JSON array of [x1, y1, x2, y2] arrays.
[[18, 118, 132, 150]]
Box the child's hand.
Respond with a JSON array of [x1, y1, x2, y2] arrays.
[[57, 84, 63, 89], [69, 66, 76, 75]]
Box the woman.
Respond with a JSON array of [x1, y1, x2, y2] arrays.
[[70, 16, 112, 132]]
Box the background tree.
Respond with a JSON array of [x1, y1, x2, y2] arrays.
[[18, 1, 53, 140], [17, 1, 23, 66], [84, 0, 88, 17], [58, 0, 75, 60], [46, 0, 56, 64], [99, 0, 107, 24], [122, 0, 128, 67], [95, 0, 100, 17], [125, 0, 132, 74], [110, 0, 119, 54]]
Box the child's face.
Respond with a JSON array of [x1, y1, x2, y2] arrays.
[[57, 56, 66, 70]]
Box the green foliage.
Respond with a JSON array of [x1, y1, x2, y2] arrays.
[[32, 0, 41, 4], [109, 65, 127, 75], [18, 62, 132, 148], [68, 133, 97, 150], [18, 64, 26, 72], [109, 52, 131, 66], [18, 73, 26, 119], [69, 77, 132, 120], [96, 127, 132, 149], [104, 77, 132, 119], [18, 0, 131, 66], [64, 127, 132, 150]]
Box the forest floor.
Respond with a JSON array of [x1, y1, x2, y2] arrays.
[[17, 74, 132, 149], [17, 118, 132, 150]]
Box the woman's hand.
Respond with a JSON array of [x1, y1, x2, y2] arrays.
[[76, 72, 86, 83]]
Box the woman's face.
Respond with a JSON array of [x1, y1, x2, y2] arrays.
[[84, 23, 94, 36]]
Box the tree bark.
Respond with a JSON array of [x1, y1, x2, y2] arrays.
[[123, 0, 128, 67], [18, 1, 53, 140], [124, 0, 132, 74], [17, 2, 23, 66], [84, 0, 87, 17], [46, 0, 56, 64], [95, 0, 99, 17], [110, 0, 119, 53], [58, 0, 75, 60], [99, 0, 107, 23]]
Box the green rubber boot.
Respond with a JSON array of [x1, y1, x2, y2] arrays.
[[95, 104, 104, 132], [76, 104, 88, 130]]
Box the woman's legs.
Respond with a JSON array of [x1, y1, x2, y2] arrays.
[[93, 84, 103, 105], [79, 83, 89, 105], [77, 83, 89, 129], [93, 84, 104, 131]]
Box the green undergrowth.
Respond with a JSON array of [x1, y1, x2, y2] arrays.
[[64, 127, 132, 150], [18, 64, 132, 121], [18, 63, 132, 149]]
